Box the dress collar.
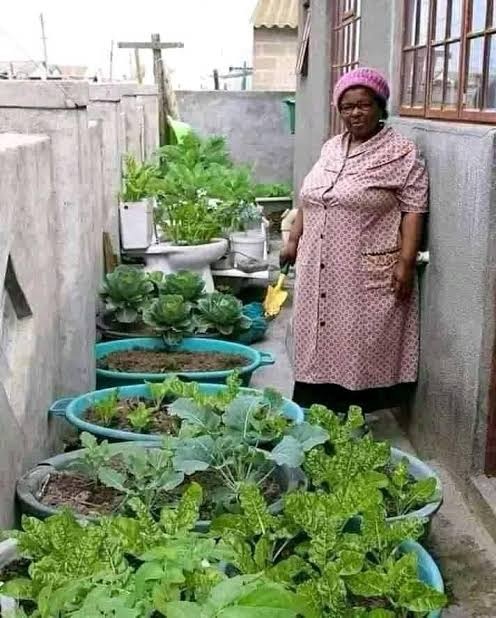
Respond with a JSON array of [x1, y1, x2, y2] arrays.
[[340, 124, 391, 158]]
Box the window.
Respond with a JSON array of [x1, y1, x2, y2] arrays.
[[330, 0, 362, 135], [401, 0, 496, 122], [296, 3, 311, 76]]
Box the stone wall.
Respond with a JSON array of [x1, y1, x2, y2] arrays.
[[0, 80, 158, 526], [252, 27, 298, 91], [177, 90, 294, 184]]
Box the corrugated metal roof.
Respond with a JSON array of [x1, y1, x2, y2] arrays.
[[252, 0, 298, 28]]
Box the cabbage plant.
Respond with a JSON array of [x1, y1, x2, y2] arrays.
[[100, 265, 154, 324], [159, 270, 205, 302], [143, 294, 194, 346], [196, 292, 252, 337]]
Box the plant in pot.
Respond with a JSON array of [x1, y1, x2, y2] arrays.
[[210, 484, 447, 617], [119, 154, 160, 250], [99, 265, 154, 333], [143, 294, 194, 347], [145, 192, 228, 293], [0, 499, 308, 617], [195, 292, 252, 339], [302, 405, 442, 521]]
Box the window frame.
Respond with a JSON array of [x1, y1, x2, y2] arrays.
[[330, 0, 362, 135], [400, 0, 496, 124]]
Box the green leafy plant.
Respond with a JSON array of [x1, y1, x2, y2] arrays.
[[2, 485, 228, 617], [91, 389, 120, 426], [126, 401, 154, 432], [156, 194, 222, 246], [142, 294, 194, 346], [120, 154, 160, 202], [211, 485, 447, 617], [384, 459, 439, 517], [304, 405, 440, 519], [158, 270, 205, 302], [254, 182, 293, 198], [196, 292, 252, 337], [68, 432, 114, 482], [98, 446, 185, 514], [100, 265, 154, 324]]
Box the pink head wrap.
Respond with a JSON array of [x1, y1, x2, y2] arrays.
[[333, 67, 390, 108]]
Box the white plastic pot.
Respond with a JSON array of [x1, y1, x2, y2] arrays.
[[119, 197, 154, 250], [0, 539, 18, 614], [230, 231, 266, 267], [143, 238, 228, 292]]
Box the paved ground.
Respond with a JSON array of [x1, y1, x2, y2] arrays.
[[251, 300, 496, 617]]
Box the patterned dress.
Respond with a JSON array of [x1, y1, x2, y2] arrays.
[[293, 126, 428, 391]]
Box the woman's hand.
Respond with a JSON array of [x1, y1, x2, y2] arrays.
[[280, 239, 298, 267], [392, 258, 415, 300]]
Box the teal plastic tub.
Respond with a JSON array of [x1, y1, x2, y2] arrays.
[[49, 382, 304, 442], [399, 540, 445, 618], [95, 337, 275, 389]]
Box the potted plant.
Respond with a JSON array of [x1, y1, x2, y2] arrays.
[[210, 483, 447, 617], [119, 154, 160, 250], [98, 265, 155, 335], [145, 193, 228, 292], [19, 384, 316, 525], [254, 182, 293, 215], [0, 505, 310, 617], [48, 377, 303, 442]]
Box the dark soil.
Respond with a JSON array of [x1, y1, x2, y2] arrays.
[[98, 349, 249, 373], [39, 472, 123, 516], [86, 397, 180, 434], [170, 469, 282, 520], [0, 558, 30, 581]]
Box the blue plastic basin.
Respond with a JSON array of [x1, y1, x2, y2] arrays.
[[400, 540, 445, 617], [95, 337, 275, 389], [50, 382, 304, 442]]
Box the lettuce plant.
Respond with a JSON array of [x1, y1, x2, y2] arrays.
[[120, 153, 160, 202], [196, 292, 252, 337], [143, 294, 194, 346], [100, 265, 154, 324]]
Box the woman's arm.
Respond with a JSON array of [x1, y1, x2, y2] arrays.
[[280, 208, 303, 265], [392, 212, 425, 299]]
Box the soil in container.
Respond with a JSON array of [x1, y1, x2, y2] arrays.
[[97, 349, 250, 374], [86, 397, 180, 434], [39, 472, 123, 517], [0, 558, 30, 581], [168, 469, 282, 520]]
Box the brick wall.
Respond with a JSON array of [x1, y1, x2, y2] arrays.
[[252, 27, 298, 91]]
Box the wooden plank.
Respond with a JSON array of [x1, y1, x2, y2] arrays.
[[117, 41, 184, 49], [103, 232, 118, 274]]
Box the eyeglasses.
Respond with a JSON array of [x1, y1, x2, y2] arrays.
[[339, 102, 374, 115]]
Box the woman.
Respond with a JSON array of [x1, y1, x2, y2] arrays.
[[282, 67, 428, 413]]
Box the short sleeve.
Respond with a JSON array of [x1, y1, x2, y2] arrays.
[[397, 151, 429, 213]]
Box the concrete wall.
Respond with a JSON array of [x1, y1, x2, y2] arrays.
[[0, 79, 157, 526], [390, 119, 496, 482], [177, 90, 294, 184], [293, 0, 332, 195], [253, 27, 298, 91]]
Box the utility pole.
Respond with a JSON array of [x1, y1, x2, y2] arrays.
[[40, 13, 49, 78], [213, 69, 219, 90], [118, 35, 184, 145], [218, 62, 253, 91], [109, 40, 114, 81]]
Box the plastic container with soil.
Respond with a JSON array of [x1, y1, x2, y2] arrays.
[[95, 337, 275, 389], [49, 382, 304, 443], [15, 442, 305, 533]]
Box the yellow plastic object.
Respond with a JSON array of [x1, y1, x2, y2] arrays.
[[263, 263, 290, 318]]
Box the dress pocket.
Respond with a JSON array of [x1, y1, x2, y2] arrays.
[[361, 249, 400, 290]]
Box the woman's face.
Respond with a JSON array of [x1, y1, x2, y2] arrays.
[[339, 87, 382, 141]]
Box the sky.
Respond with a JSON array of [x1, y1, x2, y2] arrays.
[[0, 0, 258, 88]]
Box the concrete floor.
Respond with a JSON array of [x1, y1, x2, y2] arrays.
[[251, 303, 496, 617]]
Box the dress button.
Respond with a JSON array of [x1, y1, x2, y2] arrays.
[[323, 205, 327, 211], [320, 234, 324, 239], [321, 292, 326, 299], [320, 263, 325, 269], [320, 321, 326, 327]]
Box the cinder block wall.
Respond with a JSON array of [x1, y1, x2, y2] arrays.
[[253, 27, 298, 91]]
